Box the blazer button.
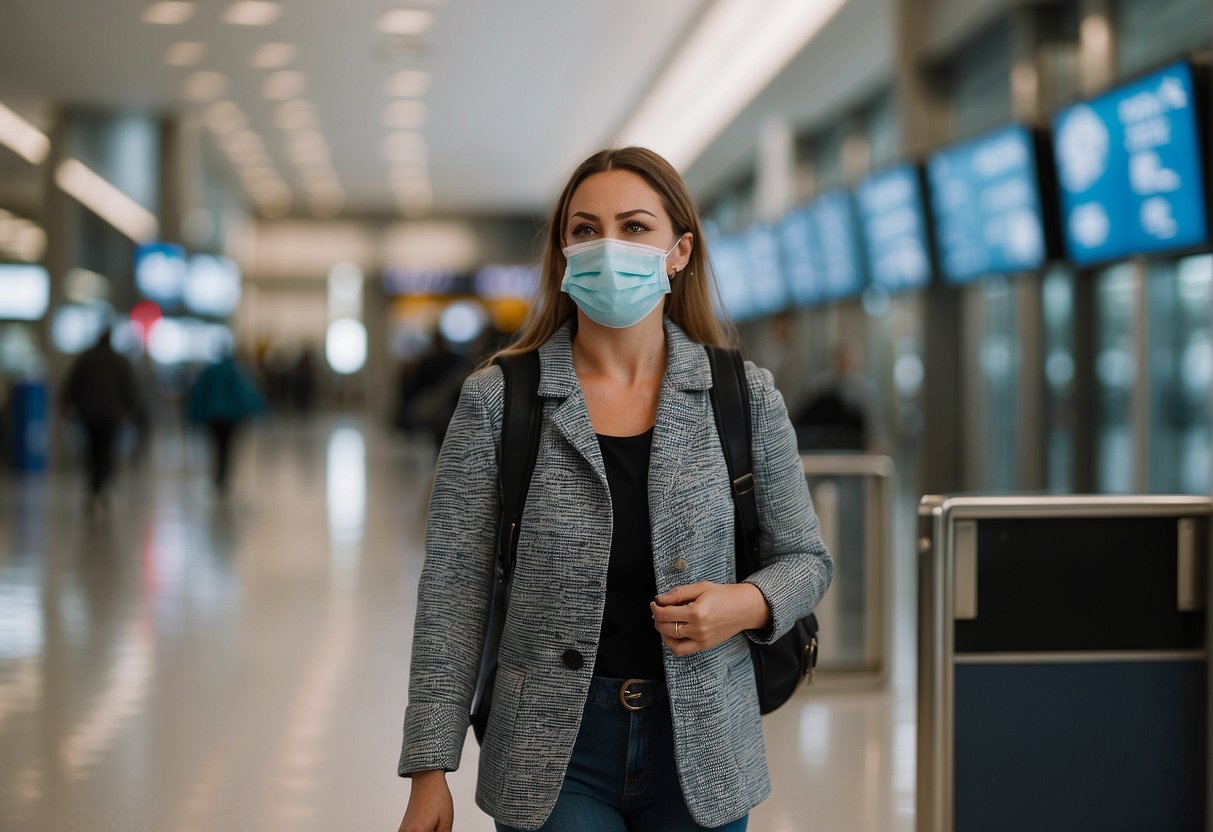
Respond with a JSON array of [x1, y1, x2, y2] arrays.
[[672, 558, 688, 571], [562, 649, 584, 671]]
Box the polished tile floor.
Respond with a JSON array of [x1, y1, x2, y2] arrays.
[[0, 418, 916, 832]]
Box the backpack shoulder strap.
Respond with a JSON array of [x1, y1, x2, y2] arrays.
[[492, 351, 543, 578], [704, 345, 761, 578]]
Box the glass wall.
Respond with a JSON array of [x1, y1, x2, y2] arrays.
[[951, 22, 1013, 137], [1042, 267, 1077, 492], [978, 276, 1020, 491], [1146, 254, 1212, 493], [1094, 263, 1139, 492]]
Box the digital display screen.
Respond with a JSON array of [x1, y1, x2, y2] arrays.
[[135, 242, 188, 308], [473, 264, 540, 299], [927, 124, 1047, 283], [806, 191, 866, 300], [184, 254, 241, 317], [777, 208, 821, 305], [710, 234, 754, 321], [0, 264, 50, 320], [743, 226, 788, 316], [1053, 60, 1208, 265], [855, 164, 933, 292], [381, 268, 464, 296]]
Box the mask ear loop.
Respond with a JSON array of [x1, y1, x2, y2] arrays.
[[667, 234, 688, 278]]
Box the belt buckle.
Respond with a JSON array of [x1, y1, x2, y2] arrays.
[[619, 678, 648, 711]]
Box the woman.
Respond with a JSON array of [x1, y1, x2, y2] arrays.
[[397, 147, 832, 832]]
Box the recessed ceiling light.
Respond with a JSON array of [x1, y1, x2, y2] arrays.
[[263, 70, 305, 100], [142, 1, 196, 25], [382, 132, 427, 163], [275, 100, 317, 131], [384, 70, 430, 98], [224, 1, 282, 26], [204, 101, 246, 134], [287, 139, 330, 167], [250, 42, 297, 68], [383, 99, 427, 130], [165, 41, 206, 66], [376, 9, 433, 35], [182, 71, 228, 102]]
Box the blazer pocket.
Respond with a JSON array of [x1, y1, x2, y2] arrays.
[[477, 664, 527, 801], [726, 651, 765, 789]]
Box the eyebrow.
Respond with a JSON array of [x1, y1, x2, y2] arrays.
[[569, 209, 659, 223]]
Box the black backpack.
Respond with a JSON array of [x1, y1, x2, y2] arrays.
[[470, 346, 819, 743]]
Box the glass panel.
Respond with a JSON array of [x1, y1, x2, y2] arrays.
[[866, 89, 900, 170], [1094, 263, 1138, 492], [1146, 254, 1212, 493], [952, 23, 1013, 138], [812, 125, 846, 193], [980, 275, 1019, 491], [1115, 0, 1212, 78], [1042, 266, 1077, 492]]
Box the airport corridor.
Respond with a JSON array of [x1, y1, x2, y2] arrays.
[[0, 419, 916, 832]]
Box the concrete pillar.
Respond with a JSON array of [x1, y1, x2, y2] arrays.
[[754, 118, 795, 223]]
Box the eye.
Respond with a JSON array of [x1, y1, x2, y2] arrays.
[[570, 222, 597, 237], [623, 219, 650, 234]]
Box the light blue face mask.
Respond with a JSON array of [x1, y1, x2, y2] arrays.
[[560, 237, 681, 329]]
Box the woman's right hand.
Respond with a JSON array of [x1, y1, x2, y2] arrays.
[[397, 770, 454, 832]]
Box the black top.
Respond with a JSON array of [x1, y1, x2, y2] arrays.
[[593, 428, 663, 679]]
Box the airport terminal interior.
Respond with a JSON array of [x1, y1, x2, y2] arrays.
[[0, 0, 1211, 830]]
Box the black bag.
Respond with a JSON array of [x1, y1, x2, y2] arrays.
[[470, 346, 819, 741], [704, 346, 819, 714]]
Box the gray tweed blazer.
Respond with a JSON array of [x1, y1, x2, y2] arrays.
[[398, 318, 833, 830]]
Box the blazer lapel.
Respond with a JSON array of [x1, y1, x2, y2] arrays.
[[648, 320, 714, 560], [538, 323, 607, 488]]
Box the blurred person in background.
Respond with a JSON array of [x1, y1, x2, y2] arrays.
[[792, 342, 885, 452], [394, 330, 473, 447], [186, 347, 267, 493], [396, 147, 832, 832], [59, 328, 146, 512]]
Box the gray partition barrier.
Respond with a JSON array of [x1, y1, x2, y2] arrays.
[[916, 495, 1212, 832], [802, 453, 893, 688]]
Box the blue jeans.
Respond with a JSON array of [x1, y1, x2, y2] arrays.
[[494, 676, 749, 832]]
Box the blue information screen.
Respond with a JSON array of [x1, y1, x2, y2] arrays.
[[1053, 60, 1208, 265], [777, 207, 821, 305], [710, 234, 754, 321], [806, 190, 866, 299], [135, 242, 188, 309], [855, 164, 932, 292], [743, 226, 788, 316], [927, 125, 1047, 283]]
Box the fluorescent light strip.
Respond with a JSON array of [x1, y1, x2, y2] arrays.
[[0, 102, 50, 165], [617, 0, 847, 170], [54, 158, 159, 242]]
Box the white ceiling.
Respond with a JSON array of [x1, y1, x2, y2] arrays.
[[0, 0, 902, 221]]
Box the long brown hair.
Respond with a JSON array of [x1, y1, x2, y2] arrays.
[[494, 147, 733, 360]]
